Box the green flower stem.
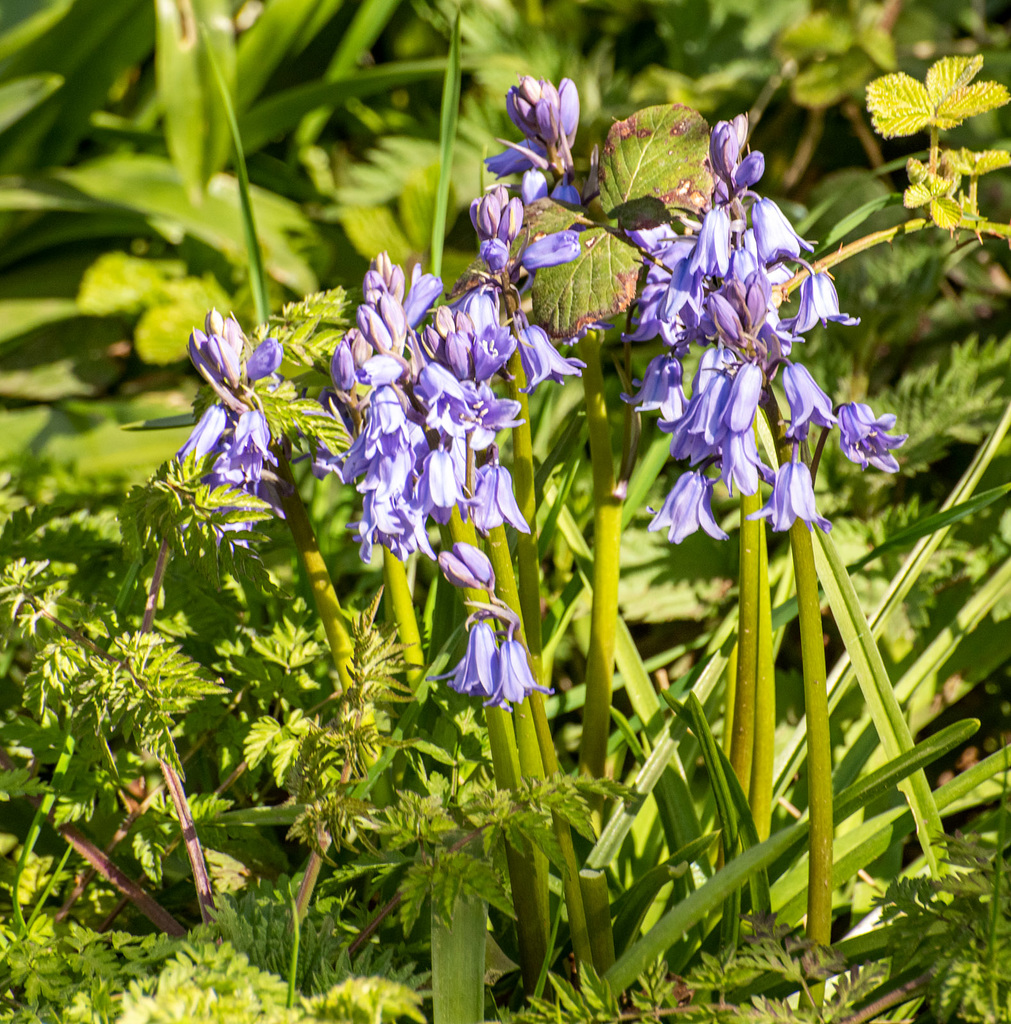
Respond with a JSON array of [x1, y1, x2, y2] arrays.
[[485, 526, 596, 972], [504, 352, 544, 678], [446, 514, 546, 992], [432, 896, 487, 1024], [382, 548, 425, 691], [779, 215, 1011, 300], [576, 332, 624, 786], [730, 491, 762, 801], [789, 516, 833, 947], [750, 520, 776, 841], [275, 452, 353, 690], [765, 402, 832, 947]]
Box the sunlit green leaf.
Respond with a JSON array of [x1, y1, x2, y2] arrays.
[[930, 196, 962, 231], [599, 104, 712, 227], [0, 74, 62, 135], [531, 228, 642, 339], [924, 55, 983, 106], [866, 72, 932, 138]]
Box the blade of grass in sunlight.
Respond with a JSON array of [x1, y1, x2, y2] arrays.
[[430, 11, 461, 278]]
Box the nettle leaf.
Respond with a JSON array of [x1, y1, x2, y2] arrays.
[[930, 197, 962, 231], [942, 147, 1011, 177], [926, 55, 983, 105], [598, 104, 712, 227], [531, 228, 641, 339], [866, 72, 932, 138]]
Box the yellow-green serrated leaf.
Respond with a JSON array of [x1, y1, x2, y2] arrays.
[[866, 72, 931, 138], [531, 228, 641, 339], [599, 104, 712, 227], [930, 196, 962, 230], [925, 55, 982, 106], [926, 170, 958, 198], [941, 148, 974, 176], [903, 182, 931, 208], [934, 80, 1011, 129], [906, 157, 928, 184], [969, 148, 1011, 175]]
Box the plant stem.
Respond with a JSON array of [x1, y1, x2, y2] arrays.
[[432, 896, 487, 1024], [730, 491, 762, 801], [504, 352, 545, 679], [765, 402, 832, 947], [382, 548, 425, 690], [750, 520, 776, 840], [275, 452, 353, 690], [576, 332, 624, 787], [446, 513, 546, 991], [0, 749, 185, 936], [140, 540, 217, 925], [485, 526, 597, 972]]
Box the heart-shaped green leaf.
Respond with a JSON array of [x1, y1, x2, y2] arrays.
[[531, 228, 641, 339], [599, 104, 711, 228]]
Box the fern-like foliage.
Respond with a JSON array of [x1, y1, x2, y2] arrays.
[[119, 454, 278, 593]]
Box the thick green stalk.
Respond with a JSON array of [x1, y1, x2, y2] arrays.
[[576, 332, 624, 785], [485, 526, 596, 972], [504, 352, 544, 678], [446, 514, 546, 991], [382, 548, 425, 690], [730, 491, 762, 800], [276, 453, 353, 690], [789, 518, 833, 947], [750, 521, 776, 840]]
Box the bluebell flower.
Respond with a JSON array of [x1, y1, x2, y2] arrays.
[[432, 620, 499, 702], [489, 637, 552, 709], [179, 404, 229, 460], [517, 323, 585, 393], [439, 542, 496, 592], [751, 198, 813, 265], [472, 463, 529, 534], [648, 471, 728, 544], [691, 207, 731, 277], [837, 403, 906, 472], [417, 448, 468, 524], [749, 460, 831, 533], [781, 272, 859, 334], [520, 230, 581, 270], [781, 363, 837, 441], [331, 339, 356, 392], [622, 353, 685, 422]]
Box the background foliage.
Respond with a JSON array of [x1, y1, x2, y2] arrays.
[[4, 0, 1011, 1021]]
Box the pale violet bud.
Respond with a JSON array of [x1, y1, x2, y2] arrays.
[[438, 542, 496, 592]]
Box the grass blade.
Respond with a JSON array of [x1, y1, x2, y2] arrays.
[[430, 11, 461, 278]]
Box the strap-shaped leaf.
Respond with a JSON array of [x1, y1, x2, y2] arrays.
[[598, 104, 712, 227], [531, 227, 641, 339], [866, 72, 931, 138]]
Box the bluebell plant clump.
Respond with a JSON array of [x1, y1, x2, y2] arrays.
[[620, 115, 907, 543], [178, 310, 287, 520], [178, 76, 907, 710]]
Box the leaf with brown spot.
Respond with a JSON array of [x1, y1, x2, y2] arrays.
[[599, 104, 712, 229], [531, 228, 642, 339]]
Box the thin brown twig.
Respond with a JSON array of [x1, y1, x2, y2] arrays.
[[0, 748, 184, 936], [838, 970, 931, 1024]]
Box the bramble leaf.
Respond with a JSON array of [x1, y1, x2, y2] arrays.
[[934, 80, 1010, 129], [531, 228, 641, 339], [866, 72, 931, 137], [925, 55, 983, 106], [930, 196, 962, 231], [599, 104, 712, 227]]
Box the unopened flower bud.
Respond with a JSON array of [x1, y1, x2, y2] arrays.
[[438, 542, 496, 592]]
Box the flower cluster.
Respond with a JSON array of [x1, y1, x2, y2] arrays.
[[178, 310, 287, 518], [623, 115, 906, 543]]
